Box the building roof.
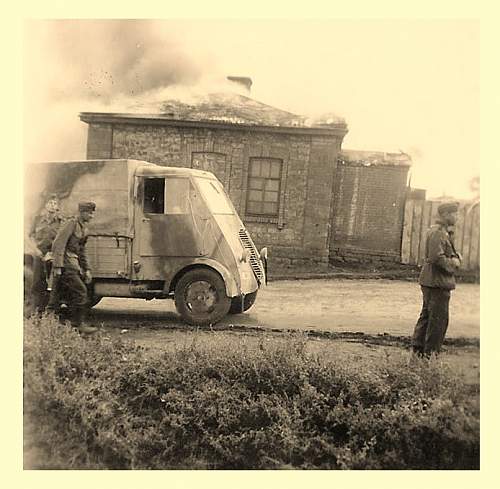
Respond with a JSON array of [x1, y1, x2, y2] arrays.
[[338, 149, 412, 167], [130, 92, 310, 126], [80, 92, 348, 137]]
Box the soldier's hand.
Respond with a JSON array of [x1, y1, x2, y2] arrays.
[[84, 270, 92, 284], [43, 251, 53, 262], [54, 267, 62, 276]]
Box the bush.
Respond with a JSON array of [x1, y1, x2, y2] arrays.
[[24, 316, 479, 469]]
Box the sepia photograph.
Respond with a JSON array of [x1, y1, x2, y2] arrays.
[[22, 17, 482, 473]]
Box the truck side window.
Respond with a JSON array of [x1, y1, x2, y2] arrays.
[[143, 178, 165, 214]]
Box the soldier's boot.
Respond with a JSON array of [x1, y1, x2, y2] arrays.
[[72, 306, 98, 335]]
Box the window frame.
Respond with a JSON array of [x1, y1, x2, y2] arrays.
[[245, 157, 283, 218], [143, 177, 165, 214], [142, 176, 191, 215]]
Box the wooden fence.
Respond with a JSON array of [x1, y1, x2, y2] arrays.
[[401, 199, 480, 271]]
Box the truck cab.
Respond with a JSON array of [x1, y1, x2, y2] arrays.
[[25, 159, 267, 325]]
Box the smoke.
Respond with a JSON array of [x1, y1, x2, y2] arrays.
[[407, 146, 424, 160], [24, 20, 222, 162], [34, 20, 204, 103]]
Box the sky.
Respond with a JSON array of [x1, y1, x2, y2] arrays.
[[24, 19, 479, 199]]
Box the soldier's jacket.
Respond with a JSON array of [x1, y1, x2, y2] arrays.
[[51, 217, 90, 273], [29, 210, 64, 256], [419, 220, 461, 290]]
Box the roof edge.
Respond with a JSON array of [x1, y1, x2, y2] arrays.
[[79, 112, 349, 138], [339, 149, 412, 167]]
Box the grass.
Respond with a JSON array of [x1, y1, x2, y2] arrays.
[[24, 315, 479, 470]]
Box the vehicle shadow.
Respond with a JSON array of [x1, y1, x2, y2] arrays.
[[89, 305, 257, 332], [89, 306, 183, 329]]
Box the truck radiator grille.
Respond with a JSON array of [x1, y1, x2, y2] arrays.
[[238, 228, 264, 281]]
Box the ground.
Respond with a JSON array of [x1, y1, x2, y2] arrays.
[[91, 278, 480, 337], [88, 278, 480, 384], [23, 277, 480, 468]]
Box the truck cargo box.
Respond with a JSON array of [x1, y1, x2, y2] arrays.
[[25, 159, 153, 278]]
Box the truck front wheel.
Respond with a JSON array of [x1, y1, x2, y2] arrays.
[[174, 269, 231, 326]]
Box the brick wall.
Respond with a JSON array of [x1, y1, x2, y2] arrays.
[[86, 123, 113, 159], [87, 122, 343, 265], [330, 163, 409, 261]]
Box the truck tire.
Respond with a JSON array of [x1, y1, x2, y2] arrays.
[[174, 268, 231, 326], [228, 290, 258, 314]]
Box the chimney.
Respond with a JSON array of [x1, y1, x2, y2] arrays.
[[227, 76, 252, 93]]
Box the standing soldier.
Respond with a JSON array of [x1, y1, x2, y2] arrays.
[[51, 201, 98, 335], [28, 194, 64, 313], [412, 202, 462, 357]]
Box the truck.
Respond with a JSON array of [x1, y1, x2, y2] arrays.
[[24, 159, 268, 326]]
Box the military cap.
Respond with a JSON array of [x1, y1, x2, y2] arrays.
[[78, 201, 96, 212], [437, 201, 459, 215]]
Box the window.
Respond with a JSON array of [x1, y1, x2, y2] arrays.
[[165, 178, 190, 214], [143, 177, 190, 214], [246, 158, 282, 216], [144, 178, 165, 214]]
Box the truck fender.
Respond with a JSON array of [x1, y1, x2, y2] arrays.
[[168, 258, 240, 298]]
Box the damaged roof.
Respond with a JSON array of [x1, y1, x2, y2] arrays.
[[80, 92, 348, 135], [130, 92, 309, 126], [339, 149, 412, 167]]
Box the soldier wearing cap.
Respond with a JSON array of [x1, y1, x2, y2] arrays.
[[412, 201, 462, 357], [51, 201, 98, 334]]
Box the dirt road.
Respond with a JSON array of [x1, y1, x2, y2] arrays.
[[91, 278, 480, 338], [84, 278, 481, 389]]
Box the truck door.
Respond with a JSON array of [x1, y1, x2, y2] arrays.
[[134, 176, 203, 257]]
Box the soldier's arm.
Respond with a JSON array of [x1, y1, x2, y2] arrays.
[[79, 239, 91, 273], [51, 220, 76, 268], [427, 230, 459, 274]]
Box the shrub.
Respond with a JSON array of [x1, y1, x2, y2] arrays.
[[24, 316, 479, 469]]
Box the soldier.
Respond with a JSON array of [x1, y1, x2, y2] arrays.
[[412, 201, 462, 357], [28, 194, 64, 313], [51, 201, 98, 334]]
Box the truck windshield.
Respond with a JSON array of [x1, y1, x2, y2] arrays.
[[196, 178, 234, 215]]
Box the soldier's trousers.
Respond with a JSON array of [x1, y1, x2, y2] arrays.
[[31, 257, 49, 312], [412, 286, 451, 356], [58, 269, 88, 327]]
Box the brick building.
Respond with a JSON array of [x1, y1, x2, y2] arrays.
[[80, 92, 411, 266], [330, 150, 411, 262], [80, 92, 348, 266]]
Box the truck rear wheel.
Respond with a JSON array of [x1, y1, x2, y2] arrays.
[[174, 269, 231, 326], [229, 290, 258, 314]]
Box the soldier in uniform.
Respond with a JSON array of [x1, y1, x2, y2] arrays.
[[412, 201, 462, 357], [51, 201, 98, 334], [28, 194, 64, 313]]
